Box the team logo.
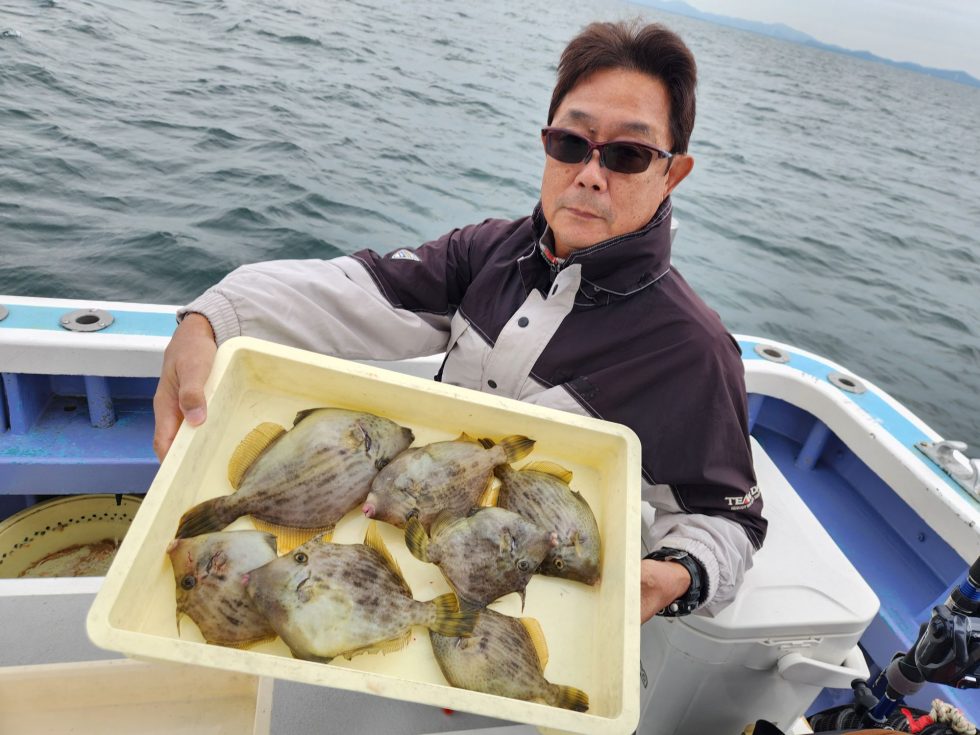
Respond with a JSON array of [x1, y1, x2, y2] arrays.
[[725, 485, 761, 509], [391, 249, 420, 262]]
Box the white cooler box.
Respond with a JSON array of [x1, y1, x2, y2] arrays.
[[638, 439, 880, 734]]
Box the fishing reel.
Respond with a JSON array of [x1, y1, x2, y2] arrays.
[[810, 555, 980, 732]]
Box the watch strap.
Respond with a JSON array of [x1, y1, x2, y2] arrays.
[[644, 547, 707, 617]]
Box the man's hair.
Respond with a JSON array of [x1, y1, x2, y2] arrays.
[[547, 21, 697, 154]]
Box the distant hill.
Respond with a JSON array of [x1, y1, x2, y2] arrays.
[[634, 0, 980, 90]]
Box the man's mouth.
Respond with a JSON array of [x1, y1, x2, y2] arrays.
[[566, 207, 601, 220]]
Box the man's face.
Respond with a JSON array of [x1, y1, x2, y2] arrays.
[[540, 67, 693, 258]]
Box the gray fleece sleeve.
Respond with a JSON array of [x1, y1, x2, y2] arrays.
[[179, 255, 452, 360]]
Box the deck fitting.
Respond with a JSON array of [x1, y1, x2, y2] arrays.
[[60, 308, 114, 333]]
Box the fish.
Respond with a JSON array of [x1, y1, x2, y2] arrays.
[[404, 507, 556, 610], [244, 521, 478, 663], [167, 530, 278, 648], [363, 434, 535, 529], [176, 408, 414, 547], [495, 462, 601, 585], [430, 607, 589, 712]]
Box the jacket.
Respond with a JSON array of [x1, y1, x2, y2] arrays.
[[182, 197, 767, 611]]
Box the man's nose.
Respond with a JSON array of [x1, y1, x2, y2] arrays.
[[573, 150, 608, 192]]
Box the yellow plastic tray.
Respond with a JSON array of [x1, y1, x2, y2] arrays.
[[87, 336, 641, 735], [0, 658, 272, 734]]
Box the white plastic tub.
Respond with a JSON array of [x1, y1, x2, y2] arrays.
[[0, 658, 272, 734], [87, 337, 643, 735]]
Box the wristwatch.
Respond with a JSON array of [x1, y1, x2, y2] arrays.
[[644, 547, 707, 617]]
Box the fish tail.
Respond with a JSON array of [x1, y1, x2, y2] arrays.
[[551, 684, 590, 712], [404, 514, 430, 562], [428, 593, 479, 637], [175, 497, 229, 538], [498, 435, 535, 464]]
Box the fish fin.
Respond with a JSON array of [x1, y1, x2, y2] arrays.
[[498, 435, 535, 464], [520, 617, 549, 669], [251, 519, 331, 555], [403, 515, 430, 563], [456, 432, 478, 443], [212, 633, 278, 650], [292, 408, 326, 427], [477, 437, 495, 449], [429, 509, 456, 538], [456, 595, 485, 614], [518, 586, 527, 612], [175, 497, 229, 538], [365, 521, 410, 592], [344, 628, 413, 659], [552, 685, 589, 712], [429, 593, 480, 636], [227, 422, 286, 489], [477, 476, 499, 507], [524, 461, 573, 484]]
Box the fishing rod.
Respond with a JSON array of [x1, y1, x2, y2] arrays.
[[810, 554, 980, 731]]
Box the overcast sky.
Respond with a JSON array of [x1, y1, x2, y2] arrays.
[[687, 0, 980, 78]]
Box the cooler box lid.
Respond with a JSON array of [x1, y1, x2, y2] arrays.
[[683, 438, 880, 641]]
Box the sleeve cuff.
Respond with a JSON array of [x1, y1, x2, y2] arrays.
[[653, 534, 719, 609], [178, 290, 241, 346]]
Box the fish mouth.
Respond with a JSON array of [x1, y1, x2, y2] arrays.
[[295, 573, 312, 593], [362, 495, 377, 518]]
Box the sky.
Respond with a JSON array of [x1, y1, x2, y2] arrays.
[[686, 0, 980, 79]]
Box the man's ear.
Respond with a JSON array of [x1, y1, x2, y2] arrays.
[[664, 154, 694, 198]]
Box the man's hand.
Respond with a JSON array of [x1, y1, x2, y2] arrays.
[[640, 558, 693, 623], [153, 313, 217, 461]]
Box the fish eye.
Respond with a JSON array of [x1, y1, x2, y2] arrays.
[[375, 457, 389, 471], [180, 574, 196, 590], [517, 559, 532, 572], [554, 559, 565, 570], [293, 552, 309, 564]]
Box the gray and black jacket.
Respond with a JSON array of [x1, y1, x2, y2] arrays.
[[183, 198, 767, 612]]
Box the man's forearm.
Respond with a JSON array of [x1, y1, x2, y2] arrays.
[[640, 558, 692, 623]]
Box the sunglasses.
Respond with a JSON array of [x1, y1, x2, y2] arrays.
[[541, 127, 673, 175]]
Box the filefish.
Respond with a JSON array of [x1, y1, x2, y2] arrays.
[[405, 507, 556, 610], [176, 408, 414, 547], [495, 462, 601, 585], [363, 434, 535, 529], [244, 522, 478, 663], [431, 608, 589, 712], [167, 530, 278, 647]]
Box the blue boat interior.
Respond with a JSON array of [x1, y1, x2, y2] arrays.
[[0, 370, 976, 720]]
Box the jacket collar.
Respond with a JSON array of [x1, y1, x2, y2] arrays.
[[524, 198, 673, 297]]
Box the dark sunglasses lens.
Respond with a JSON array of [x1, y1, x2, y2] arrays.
[[603, 143, 654, 174], [546, 130, 590, 164]]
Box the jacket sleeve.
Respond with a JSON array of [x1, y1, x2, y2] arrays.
[[640, 484, 757, 613], [179, 224, 487, 360]]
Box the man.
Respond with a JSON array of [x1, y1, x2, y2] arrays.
[[153, 21, 766, 623]]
